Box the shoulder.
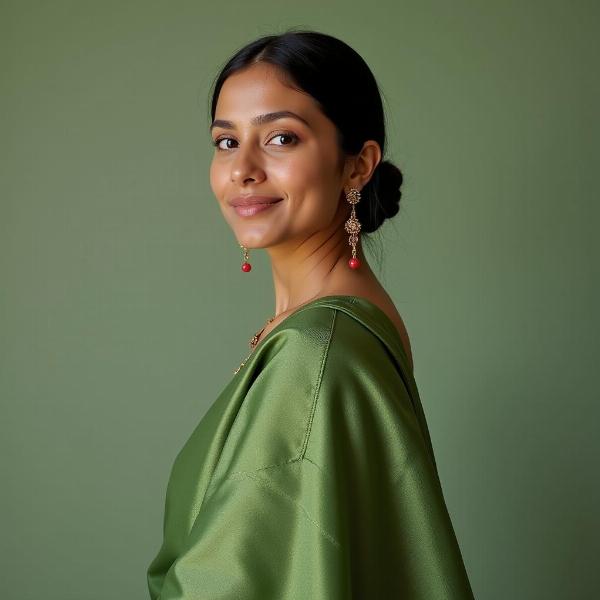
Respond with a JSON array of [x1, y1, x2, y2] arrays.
[[248, 304, 336, 377], [253, 303, 395, 375], [245, 303, 403, 433], [210, 306, 336, 474], [314, 308, 409, 412], [257, 303, 336, 353], [213, 306, 393, 469], [211, 303, 436, 500]]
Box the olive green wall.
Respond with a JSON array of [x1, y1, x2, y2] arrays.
[[1, 1, 597, 598]]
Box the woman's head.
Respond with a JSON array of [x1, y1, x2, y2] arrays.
[[208, 29, 403, 254]]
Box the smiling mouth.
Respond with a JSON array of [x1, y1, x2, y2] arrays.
[[232, 199, 283, 217], [230, 197, 283, 207]]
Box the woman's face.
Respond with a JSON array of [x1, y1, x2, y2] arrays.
[[209, 62, 349, 249]]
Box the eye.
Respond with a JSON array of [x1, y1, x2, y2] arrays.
[[268, 131, 299, 146], [212, 137, 237, 151], [211, 131, 299, 151]]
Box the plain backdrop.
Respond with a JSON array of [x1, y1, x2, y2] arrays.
[[1, 1, 598, 598]]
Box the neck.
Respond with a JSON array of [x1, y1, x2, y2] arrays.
[[265, 204, 376, 316]]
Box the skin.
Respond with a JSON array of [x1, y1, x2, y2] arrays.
[[209, 62, 414, 371]]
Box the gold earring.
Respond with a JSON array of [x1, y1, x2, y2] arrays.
[[344, 187, 362, 269], [240, 243, 252, 272]]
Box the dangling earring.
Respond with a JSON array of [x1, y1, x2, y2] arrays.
[[344, 187, 362, 269], [240, 243, 252, 272]]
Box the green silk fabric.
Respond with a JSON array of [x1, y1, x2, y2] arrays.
[[147, 295, 474, 599]]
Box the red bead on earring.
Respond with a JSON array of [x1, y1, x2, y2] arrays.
[[240, 244, 252, 272]]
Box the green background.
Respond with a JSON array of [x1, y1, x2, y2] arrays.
[[1, 1, 598, 598]]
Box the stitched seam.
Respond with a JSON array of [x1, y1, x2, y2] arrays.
[[300, 308, 337, 460], [302, 455, 331, 479], [229, 466, 340, 549], [197, 312, 343, 551], [204, 309, 337, 499], [216, 457, 302, 479]]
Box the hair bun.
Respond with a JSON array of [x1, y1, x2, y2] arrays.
[[357, 160, 404, 233]]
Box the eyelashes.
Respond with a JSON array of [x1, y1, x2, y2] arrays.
[[212, 131, 299, 151]]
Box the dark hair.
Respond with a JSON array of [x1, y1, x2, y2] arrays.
[[208, 28, 403, 236]]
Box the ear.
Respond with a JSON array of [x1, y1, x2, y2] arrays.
[[343, 140, 382, 191]]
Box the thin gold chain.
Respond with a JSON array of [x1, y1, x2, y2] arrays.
[[232, 292, 324, 374], [233, 316, 275, 374]]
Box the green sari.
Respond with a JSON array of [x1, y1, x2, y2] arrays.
[[147, 295, 474, 599]]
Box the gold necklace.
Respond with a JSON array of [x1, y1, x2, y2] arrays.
[[233, 316, 275, 374], [232, 294, 323, 374]]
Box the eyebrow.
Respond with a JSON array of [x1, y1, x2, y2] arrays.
[[209, 110, 311, 132]]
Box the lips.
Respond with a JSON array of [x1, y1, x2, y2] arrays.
[[229, 195, 283, 207], [232, 201, 282, 217]]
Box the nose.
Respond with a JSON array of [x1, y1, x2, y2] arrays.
[[230, 144, 266, 184]]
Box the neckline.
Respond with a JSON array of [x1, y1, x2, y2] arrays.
[[254, 294, 411, 369]]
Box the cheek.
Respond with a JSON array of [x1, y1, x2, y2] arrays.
[[269, 162, 305, 194], [270, 149, 334, 194]]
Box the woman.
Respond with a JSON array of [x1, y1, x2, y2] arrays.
[[147, 30, 474, 599]]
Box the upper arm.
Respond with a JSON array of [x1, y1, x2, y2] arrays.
[[152, 308, 474, 599], [156, 459, 348, 600]]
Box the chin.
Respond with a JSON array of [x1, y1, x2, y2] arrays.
[[233, 231, 267, 249], [231, 220, 290, 250]]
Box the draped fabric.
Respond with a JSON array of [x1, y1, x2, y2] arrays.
[[147, 295, 474, 599]]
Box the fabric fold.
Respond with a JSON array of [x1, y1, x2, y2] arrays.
[[147, 295, 474, 599]]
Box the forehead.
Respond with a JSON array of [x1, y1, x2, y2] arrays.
[[214, 62, 320, 121]]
